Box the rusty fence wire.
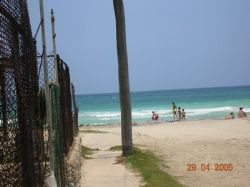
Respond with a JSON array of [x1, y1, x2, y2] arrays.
[[0, 0, 45, 186]]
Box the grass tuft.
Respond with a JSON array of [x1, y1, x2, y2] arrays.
[[109, 145, 122, 151], [81, 145, 98, 159], [80, 130, 107, 133], [123, 147, 181, 187]]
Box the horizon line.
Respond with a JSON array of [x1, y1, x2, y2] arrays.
[[76, 84, 250, 96]]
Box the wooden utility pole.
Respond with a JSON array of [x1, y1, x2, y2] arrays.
[[113, 0, 133, 156]]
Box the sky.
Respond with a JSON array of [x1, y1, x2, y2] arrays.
[[27, 0, 250, 94]]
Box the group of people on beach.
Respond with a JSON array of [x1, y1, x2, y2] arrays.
[[172, 102, 186, 121], [151, 102, 186, 121], [225, 107, 247, 119], [151, 102, 247, 121]]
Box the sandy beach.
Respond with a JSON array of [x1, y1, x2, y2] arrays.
[[80, 118, 250, 187]]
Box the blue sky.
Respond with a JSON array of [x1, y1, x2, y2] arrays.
[[28, 0, 250, 94]]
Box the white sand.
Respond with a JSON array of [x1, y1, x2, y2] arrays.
[[80, 119, 250, 187]]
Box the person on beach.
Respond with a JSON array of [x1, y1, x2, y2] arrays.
[[172, 102, 177, 120], [181, 108, 186, 120], [225, 112, 235, 119], [152, 111, 159, 120], [177, 107, 182, 120], [238, 107, 247, 118]]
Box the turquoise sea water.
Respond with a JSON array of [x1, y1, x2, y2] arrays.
[[76, 86, 250, 125]]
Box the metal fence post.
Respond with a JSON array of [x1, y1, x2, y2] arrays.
[[50, 9, 59, 84], [39, 0, 55, 182]]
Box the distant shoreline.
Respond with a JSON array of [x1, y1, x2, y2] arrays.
[[79, 116, 249, 127]]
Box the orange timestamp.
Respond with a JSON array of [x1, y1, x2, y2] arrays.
[[187, 163, 234, 172]]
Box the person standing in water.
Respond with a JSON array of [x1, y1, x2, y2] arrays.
[[177, 107, 182, 120], [181, 108, 186, 120], [172, 102, 177, 121]]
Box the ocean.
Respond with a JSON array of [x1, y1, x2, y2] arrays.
[[76, 85, 250, 125]]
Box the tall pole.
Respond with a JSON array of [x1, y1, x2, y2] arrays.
[[113, 0, 133, 156], [39, 0, 55, 177], [50, 9, 58, 84]]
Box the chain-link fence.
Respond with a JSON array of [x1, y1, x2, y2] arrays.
[[57, 55, 74, 155], [71, 83, 79, 137], [0, 0, 45, 186], [50, 84, 65, 186], [0, 1, 79, 185], [37, 53, 79, 186]]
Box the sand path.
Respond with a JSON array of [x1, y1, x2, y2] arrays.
[[80, 132, 142, 187]]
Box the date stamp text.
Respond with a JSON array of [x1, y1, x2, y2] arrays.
[[187, 163, 234, 172]]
